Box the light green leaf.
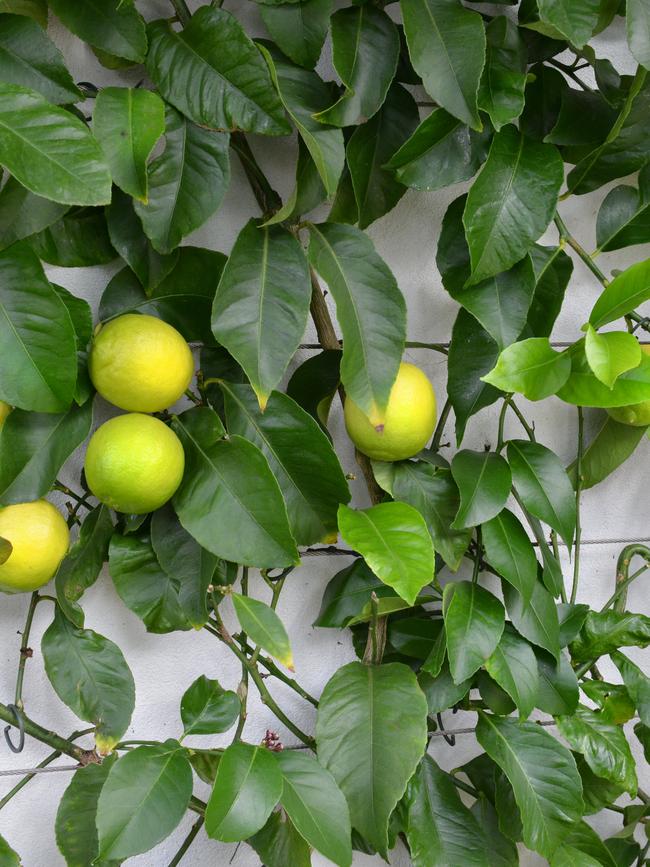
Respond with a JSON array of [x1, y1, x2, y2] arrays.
[[485, 627, 539, 720], [558, 340, 650, 407], [0, 834, 20, 867], [232, 593, 293, 669], [589, 258, 650, 329], [584, 326, 642, 388], [627, 0, 650, 69], [443, 581, 505, 683], [537, 0, 600, 48], [483, 338, 571, 400], [481, 509, 538, 603], [450, 450, 512, 530], [47, 0, 146, 63], [180, 675, 241, 736]]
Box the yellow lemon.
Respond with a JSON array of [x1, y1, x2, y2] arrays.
[[89, 314, 194, 412], [0, 500, 69, 593], [85, 413, 185, 515], [344, 362, 437, 461], [608, 345, 650, 427], [0, 401, 11, 428]]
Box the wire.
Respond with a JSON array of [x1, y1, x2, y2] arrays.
[[0, 764, 81, 778]]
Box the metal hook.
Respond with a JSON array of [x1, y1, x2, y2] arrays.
[[4, 704, 25, 754], [264, 566, 295, 582], [436, 712, 456, 747]]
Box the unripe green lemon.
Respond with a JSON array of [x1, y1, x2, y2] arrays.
[[607, 345, 650, 427], [0, 401, 11, 428], [0, 500, 69, 593], [89, 314, 194, 412], [344, 362, 437, 461], [85, 413, 185, 514]]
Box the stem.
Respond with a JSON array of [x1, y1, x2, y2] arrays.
[[232, 568, 249, 744], [554, 213, 609, 284], [406, 341, 449, 355], [230, 133, 282, 218], [53, 480, 93, 510], [510, 400, 536, 441], [601, 564, 648, 612], [169, 0, 191, 25], [609, 544, 650, 612], [0, 702, 92, 762], [237, 639, 319, 707], [548, 58, 592, 91], [447, 773, 478, 798], [571, 407, 584, 604], [167, 817, 204, 867], [14, 592, 39, 709], [496, 395, 513, 452], [472, 528, 482, 584], [431, 398, 452, 451]]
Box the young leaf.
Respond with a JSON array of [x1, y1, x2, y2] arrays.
[[558, 340, 650, 407], [308, 222, 406, 424], [589, 257, 650, 328], [93, 87, 165, 202], [485, 627, 539, 720], [316, 661, 428, 858], [483, 338, 571, 400], [276, 750, 353, 867], [400, 0, 486, 129], [478, 16, 527, 130], [536, 0, 600, 48], [481, 509, 538, 603], [463, 126, 564, 284], [443, 581, 505, 683], [584, 326, 642, 388], [337, 502, 435, 606], [212, 221, 311, 409], [259, 0, 331, 70], [180, 675, 241, 736], [146, 7, 289, 135], [232, 593, 293, 669], [503, 579, 561, 660], [205, 742, 283, 842], [96, 741, 193, 860], [47, 0, 147, 63], [55, 757, 117, 867], [450, 449, 512, 529]]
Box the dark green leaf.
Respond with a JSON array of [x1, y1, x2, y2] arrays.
[[47, 0, 146, 63], [478, 16, 527, 130], [29, 207, 116, 267], [0, 176, 68, 252], [443, 580, 505, 682], [180, 675, 240, 736], [535, 651, 579, 715], [232, 593, 293, 669], [503, 579, 561, 660], [576, 752, 627, 815], [589, 257, 650, 329], [571, 609, 650, 661], [388, 618, 442, 659], [249, 811, 311, 867], [485, 627, 539, 719], [519, 63, 568, 141], [478, 670, 517, 716], [536, 0, 600, 48], [596, 166, 650, 252], [55, 756, 117, 867], [450, 449, 512, 529], [557, 602, 590, 646], [286, 349, 341, 434], [635, 722, 650, 762], [526, 246, 574, 338], [418, 661, 472, 713], [316, 661, 428, 858], [483, 338, 571, 399], [471, 795, 518, 867], [558, 821, 619, 867], [314, 558, 397, 628], [482, 509, 538, 602], [0, 0, 46, 26], [259, 0, 331, 70], [264, 138, 327, 226], [611, 651, 650, 726], [567, 414, 647, 490]]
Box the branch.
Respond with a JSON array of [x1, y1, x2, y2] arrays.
[[0, 702, 94, 763]]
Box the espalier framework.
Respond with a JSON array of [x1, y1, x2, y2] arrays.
[[0, 0, 649, 865]]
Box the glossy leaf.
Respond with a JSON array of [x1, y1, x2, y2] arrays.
[[571, 610, 650, 660], [0, 176, 68, 252], [47, 0, 146, 63], [596, 165, 650, 251], [180, 675, 240, 736], [93, 87, 165, 202], [450, 449, 512, 529], [503, 579, 561, 660], [400, 0, 485, 129], [535, 651, 580, 716], [316, 661, 428, 857], [96, 741, 193, 859], [482, 509, 538, 602], [611, 651, 650, 726], [314, 558, 398, 628], [338, 502, 434, 606], [485, 627, 539, 719], [42, 607, 135, 753], [264, 138, 327, 227], [444, 581, 505, 683], [232, 593, 293, 669], [478, 16, 527, 130], [557, 340, 650, 407], [286, 349, 341, 433], [205, 742, 283, 842], [29, 208, 115, 270], [483, 338, 571, 400], [55, 757, 116, 867], [569, 415, 648, 491], [536, 0, 600, 48], [308, 222, 406, 423], [584, 326, 642, 388], [212, 221, 311, 409], [259, 0, 331, 70], [589, 257, 650, 329]]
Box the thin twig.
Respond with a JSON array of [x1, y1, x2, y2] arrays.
[[167, 817, 204, 867], [571, 407, 584, 604]]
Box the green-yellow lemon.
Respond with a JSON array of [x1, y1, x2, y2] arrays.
[[89, 313, 194, 412], [344, 362, 437, 461], [0, 500, 69, 593], [608, 345, 650, 427], [85, 413, 185, 515], [0, 401, 11, 428]]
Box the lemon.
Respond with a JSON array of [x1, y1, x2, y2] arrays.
[[0, 401, 11, 428], [345, 362, 437, 461], [85, 413, 185, 515], [89, 314, 194, 412], [0, 500, 69, 593], [608, 345, 650, 427]]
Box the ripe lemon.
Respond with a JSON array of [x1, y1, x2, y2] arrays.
[[345, 362, 437, 461], [0, 401, 11, 428], [608, 345, 650, 427], [85, 413, 185, 514], [0, 500, 69, 593], [89, 314, 194, 412]]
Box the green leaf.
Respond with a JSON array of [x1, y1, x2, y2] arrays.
[[450, 449, 512, 529], [0, 401, 91, 504], [483, 338, 571, 400], [338, 502, 434, 606], [0, 83, 111, 205], [508, 439, 576, 547], [405, 755, 490, 867], [400, 0, 485, 129], [315, 6, 399, 127], [557, 340, 650, 407], [172, 408, 299, 568], [314, 558, 398, 628], [443, 581, 505, 683], [482, 509, 538, 603], [232, 593, 293, 669], [476, 713, 583, 858], [259, 0, 331, 70], [276, 750, 352, 867], [55, 505, 113, 629], [308, 222, 406, 424], [576, 753, 627, 815], [0, 835, 20, 867], [316, 661, 428, 858], [527, 246, 574, 338], [97, 741, 193, 859], [134, 105, 230, 255], [249, 811, 312, 867], [485, 627, 539, 719], [47, 0, 146, 63], [556, 707, 637, 795], [596, 165, 650, 252], [611, 651, 650, 726], [535, 651, 579, 715], [463, 125, 564, 284], [635, 722, 650, 762], [264, 138, 327, 226], [388, 618, 443, 659], [42, 607, 135, 753], [212, 221, 311, 409], [205, 742, 283, 842], [180, 675, 240, 736], [0, 176, 68, 252], [0, 12, 81, 103], [571, 610, 650, 660], [503, 579, 561, 660], [589, 257, 650, 329], [55, 757, 117, 867], [28, 207, 116, 267], [146, 8, 288, 135], [557, 821, 619, 867], [627, 0, 650, 69], [385, 107, 489, 192], [347, 83, 419, 228], [478, 16, 527, 130], [471, 795, 518, 867], [0, 0, 46, 26], [391, 461, 472, 572], [222, 384, 349, 545], [584, 326, 642, 388], [0, 537, 12, 566], [567, 415, 647, 490], [557, 603, 590, 647], [0, 243, 77, 413], [536, 0, 600, 48], [93, 87, 165, 202], [261, 46, 344, 195], [418, 662, 472, 713]]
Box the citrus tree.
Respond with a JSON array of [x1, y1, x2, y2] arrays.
[[0, 0, 649, 864]]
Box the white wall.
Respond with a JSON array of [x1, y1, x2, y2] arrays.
[[0, 3, 648, 865]]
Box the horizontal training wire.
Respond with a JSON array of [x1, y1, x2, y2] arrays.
[[0, 764, 81, 778]]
